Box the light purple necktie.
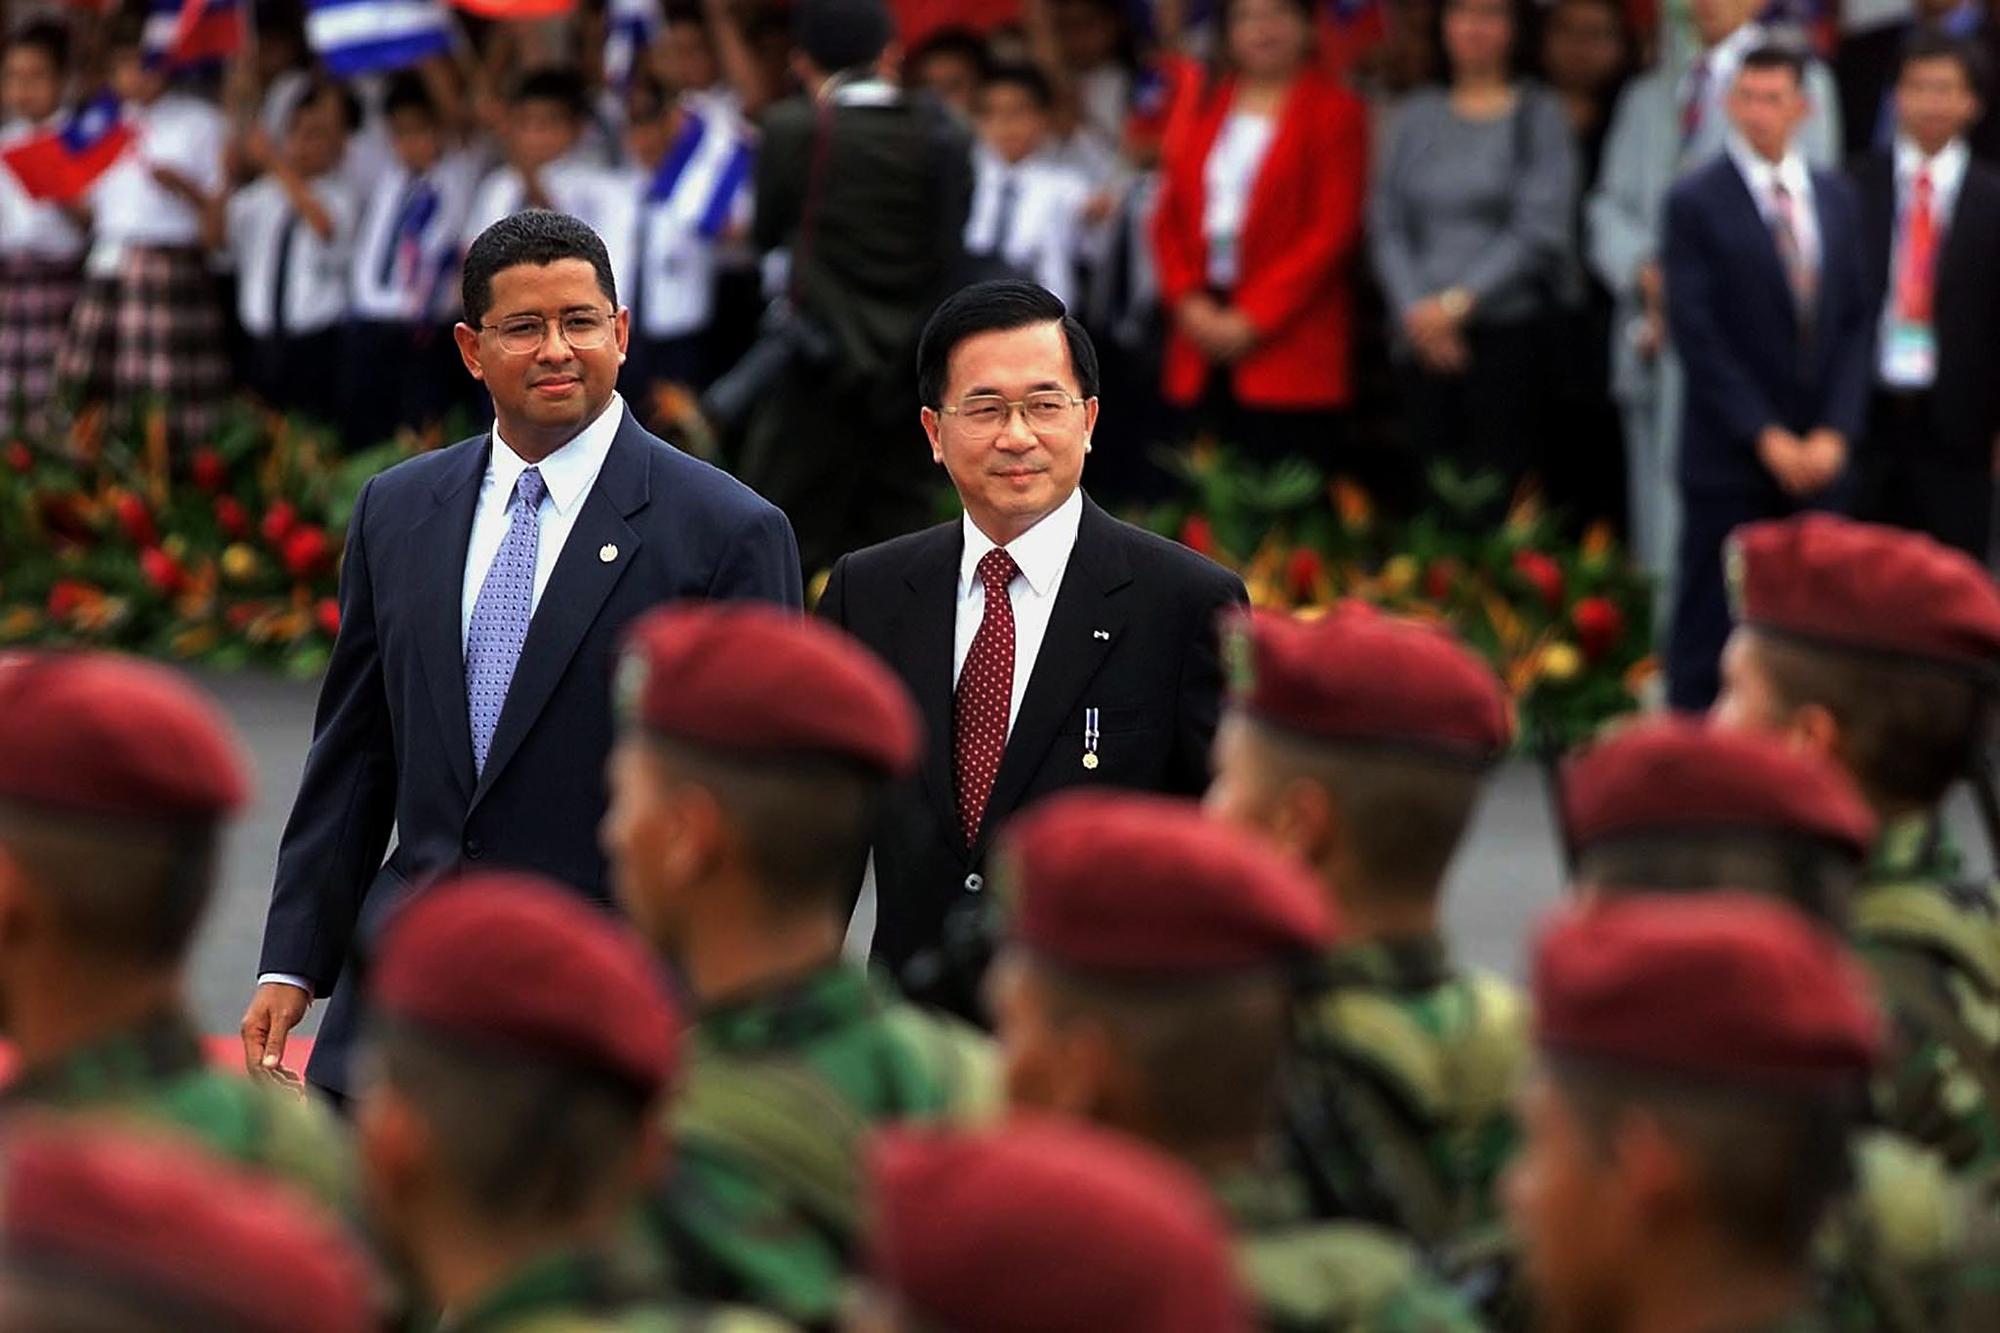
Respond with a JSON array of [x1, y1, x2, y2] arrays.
[[466, 465, 546, 773]]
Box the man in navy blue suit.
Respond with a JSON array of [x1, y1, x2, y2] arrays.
[[240, 211, 801, 1100], [1664, 43, 1873, 710]]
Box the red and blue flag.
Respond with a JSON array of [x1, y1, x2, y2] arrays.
[[1, 92, 135, 202]]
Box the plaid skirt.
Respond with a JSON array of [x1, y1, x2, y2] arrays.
[[55, 246, 230, 445], [0, 255, 83, 434]]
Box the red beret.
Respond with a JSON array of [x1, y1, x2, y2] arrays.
[[0, 651, 251, 821], [1562, 716, 1876, 858], [1226, 605, 1512, 760], [372, 873, 680, 1097], [1730, 515, 2000, 674], [1, 1124, 373, 1333], [999, 791, 1331, 974], [1532, 893, 1884, 1092], [867, 1118, 1251, 1333], [618, 603, 921, 778]]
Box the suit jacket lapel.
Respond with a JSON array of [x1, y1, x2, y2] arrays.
[[1721, 159, 1799, 339], [413, 438, 487, 804], [469, 415, 651, 810], [897, 524, 963, 850], [975, 498, 1132, 857]]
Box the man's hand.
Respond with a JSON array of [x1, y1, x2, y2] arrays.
[[1802, 429, 1847, 491], [1207, 307, 1258, 363], [241, 982, 310, 1086], [1757, 426, 1815, 496], [1403, 297, 1456, 351]]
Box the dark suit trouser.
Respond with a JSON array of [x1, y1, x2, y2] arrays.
[[1668, 482, 1788, 712], [1858, 389, 1993, 561]]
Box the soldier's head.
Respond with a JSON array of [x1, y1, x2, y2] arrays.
[[605, 605, 920, 968], [1562, 716, 1876, 923], [0, 1123, 375, 1333], [0, 653, 250, 1028], [846, 1119, 1251, 1333], [357, 875, 680, 1283], [1504, 895, 1881, 1333], [1713, 516, 2000, 823], [987, 793, 1329, 1160], [1206, 607, 1508, 925]]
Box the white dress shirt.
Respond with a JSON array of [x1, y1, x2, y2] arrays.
[[1878, 135, 1968, 389], [1727, 134, 1819, 277], [225, 173, 357, 337], [965, 147, 1092, 306], [258, 393, 627, 999], [85, 93, 229, 276], [953, 487, 1086, 739]]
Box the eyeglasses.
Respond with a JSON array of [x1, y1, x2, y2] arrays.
[[940, 392, 1088, 440], [479, 310, 616, 356]]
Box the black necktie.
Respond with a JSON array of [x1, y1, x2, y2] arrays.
[[272, 211, 300, 340], [988, 174, 1021, 258]]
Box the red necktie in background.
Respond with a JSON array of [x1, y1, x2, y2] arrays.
[[954, 547, 1019, 846], [1897, 169, 1937, 324]]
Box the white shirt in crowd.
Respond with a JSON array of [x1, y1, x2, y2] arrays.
[[625, 110, 754, 341], [0, 115, 88, 262], [350, 152, 481, 322], [1878, 134, 1968, 390], [1727, 133, 1820, 277], [226, 173, 357, 337], [1203, 111, 1277, 289], [84, 92, 229, 276], [953, 485, 1086, 738], [464, 156, 637, 305], [965, 145, 1091, 306]]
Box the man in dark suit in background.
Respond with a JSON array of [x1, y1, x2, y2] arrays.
[[1837, 0, 2000, 161], [821, 280, 1246, 1020], [241, 211, 801, 1101], [1850, 31, 2000, 559], [1664, 44, 1874, 710]]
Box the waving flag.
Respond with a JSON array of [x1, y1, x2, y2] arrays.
[[1, 92, 135, 202], [143, 0, 246, 69], [605, 0, 664, 93], [449, 0, 575, 18], [307, 0, 455, 77], [648, 111, 752, 239]]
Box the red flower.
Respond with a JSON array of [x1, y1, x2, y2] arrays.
[[1512, 549, 1565, 612], [114, 493, 158, 547], [260, 501, 298, 547], [139, 547, 184, 595], [214, 495, 249, 540], [1179, 515, 1216, 557], [191, 447, 227, 493], [46, 579, 94, 619], [226, 602, 261, 630], [1422, 558, 1460, 603], [1285, 547, 1325, 601], [315, 598, 341, 638], [1572, 596, 1627, 664], [4, 441, 29, 473], [281, 525, 331, 580]]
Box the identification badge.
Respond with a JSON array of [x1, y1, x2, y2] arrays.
[[1882, 319, 1937, 387]]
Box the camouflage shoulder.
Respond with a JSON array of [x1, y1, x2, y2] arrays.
[[1297, 968, 1528, 1123], [1813, 1130, 1968, 1331], [876, 997, 1001, 1123], [1237, 1219, 1488, 1333]]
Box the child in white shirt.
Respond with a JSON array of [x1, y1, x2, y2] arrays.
[[0, 21, 86, 436], [966, 64, 1092, 305]]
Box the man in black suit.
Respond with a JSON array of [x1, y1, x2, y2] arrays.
[[1664, 44, 1874, 710], [1837, 0, 2000, 161], [1851, 31, 2000, 558], [820, 280, 1246, 1019], [241, 211, 801, 1100]]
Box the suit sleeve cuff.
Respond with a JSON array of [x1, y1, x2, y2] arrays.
[[257, 973, 314, 1000]]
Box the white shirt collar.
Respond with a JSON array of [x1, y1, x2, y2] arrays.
[[488, 392, 625, 517], [1894, 135, 1969, 197], [960, 487, 1085, 600], [1728, 133, 1811, 205]]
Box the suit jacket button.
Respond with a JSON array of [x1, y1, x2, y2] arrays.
[[964, 873, 983, 894], [464, 837, 484, 860]]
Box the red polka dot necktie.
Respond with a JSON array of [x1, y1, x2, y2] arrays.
[[955, 546, 1020, 846]]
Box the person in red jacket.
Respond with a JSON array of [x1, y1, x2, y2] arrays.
[[1151, 0, 1369, 469]]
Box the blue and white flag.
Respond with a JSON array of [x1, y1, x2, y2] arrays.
[[306, 0, 455, 77], [646, 110, 752, 239], [604, 0, 664, 93]]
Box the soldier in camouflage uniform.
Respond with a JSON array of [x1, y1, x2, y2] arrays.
[[605, 605, 997, 1327], [1506, 894, 1885, 1333], [849, 1118, 1253, 1332], [356, 872, 792, 1333], [1711, 515, 2000, 1176], [988, 790, 1487, 1332], [0, 651, 349, 1210], [1205, 607, 1525, 1266]]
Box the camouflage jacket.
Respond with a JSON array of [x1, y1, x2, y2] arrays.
[[645, 964, 997, 1327], [1284, 935, 1528, 1249], [441, 1248, 795, 1333], [1814, 1129, 1989, 1333], [1852, 815, 2000, 1174], [1214, 1161, 1490, 1333], [0, 1009, 351, 1212]]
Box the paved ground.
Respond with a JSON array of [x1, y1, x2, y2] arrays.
[[188, 669, 1992, 1037]]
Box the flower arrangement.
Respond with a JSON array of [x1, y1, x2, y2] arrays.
[[1150, 448, 1657, 747], [0, 404, 433, 676]]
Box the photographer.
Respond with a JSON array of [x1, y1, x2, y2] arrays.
[[729, 0, 974, 578]]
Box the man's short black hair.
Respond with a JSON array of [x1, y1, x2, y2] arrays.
[[794, 0, 894, 75], [910, 26, 992, 78], [383, 69, 439, 121], [6, 19, 70, 71], [510, 65, 588, 116], [1900, 26, 1990, 99], [461, 210, 618, 326], [981, 62, 1056, 110], [917, 279, 1100, 408], [1739, 42, 1809, 87]]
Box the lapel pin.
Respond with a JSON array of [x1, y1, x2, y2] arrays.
[[1082, 707, 1100, 770], [1092, 629, 1110, 640], [599, 543, 618, 563]]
